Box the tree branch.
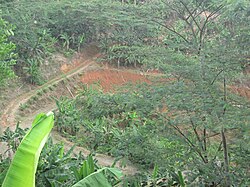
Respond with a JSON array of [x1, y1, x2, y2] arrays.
[[180, 0, 202, 32], [210, 69, 224, 85], [186, 110, 204, 151], [171, 124, 208, 163], [150, 19, 190, 44]]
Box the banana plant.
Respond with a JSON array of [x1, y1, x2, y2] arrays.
[[60, 33, 71, 51], [72, 167, 122, 187], [71, 155, 122, 187], [2, 112, 54, 187], [2, 112, 122, 187], [77, 34, 85, 52], [0, 122, 28, 156]]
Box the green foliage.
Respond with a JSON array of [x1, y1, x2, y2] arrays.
[[0, 16, 16, 85], [0, 123, 28, 156], [23, 58, 44, 85], [71, 155, 95, 182], [37, 142, 122, 187], [72, 167, 122, 187], [0, 155, 10, 186], [0, 0, 158, 82], [2, 112, 54, 187], [55, 79, 249, 186], [1, 0, 249, 186], [0, 123, 27, 186], [55, 97, 81, 135], [0, 114, 122, 187], [55, 85, 187, 172], [222, 0, 250, 71], [148, 1, 250, 185], [36, 139, 81, 186]]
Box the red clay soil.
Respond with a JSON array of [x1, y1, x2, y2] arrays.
[[229, 85, 250, 100], [81, 69, 151, 92]]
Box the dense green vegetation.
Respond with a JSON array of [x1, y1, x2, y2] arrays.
[[0, 114, 122, 187], [0, 16, 16, 85], [0, 0, 249, 186]]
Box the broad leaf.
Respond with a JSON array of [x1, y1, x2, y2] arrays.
[[2, 112, 54, 187], [72, 167, 122, 187]]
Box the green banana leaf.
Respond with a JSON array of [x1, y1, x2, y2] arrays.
[[72, 167, 123, 187], [2, 112, 54, 187]]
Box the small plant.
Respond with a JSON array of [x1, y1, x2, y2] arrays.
[[42, 87, 49, 93], [19, 103, 28, 111], [77, 34, 85, 52], [36, 90, 43, 96], [48, 86, 54, 91], [23, 58, 43, 85], [32, 95, 38, 101], [60, 33, 71, 51], [0, 122, 28, 156]]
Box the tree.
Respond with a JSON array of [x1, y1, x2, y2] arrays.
[[0, 16, 16, 85], [139, 0, 250, 186]]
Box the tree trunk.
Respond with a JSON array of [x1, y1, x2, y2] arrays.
[[221, 127, 230, 187]]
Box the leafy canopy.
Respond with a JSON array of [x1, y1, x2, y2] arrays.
[[0, 16, 16, 85]]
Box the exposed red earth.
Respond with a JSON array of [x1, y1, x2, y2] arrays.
[[229, 85, 250, 100], [81, 69, 151, 92]]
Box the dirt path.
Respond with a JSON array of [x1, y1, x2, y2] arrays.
[[0, 56, 98, 129], [0, 52, 138, 175]]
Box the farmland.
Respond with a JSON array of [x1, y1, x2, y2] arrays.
[[0, 0, 249, 186]]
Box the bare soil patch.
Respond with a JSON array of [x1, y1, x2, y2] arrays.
[[81, 69, 151, 92], [229, 85, 250, 100]]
